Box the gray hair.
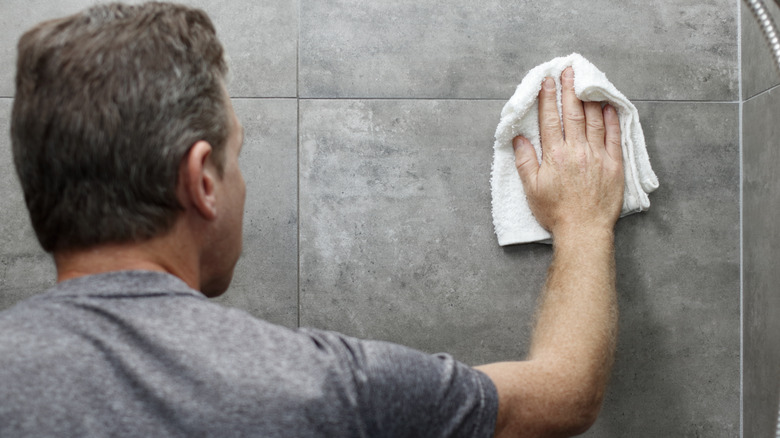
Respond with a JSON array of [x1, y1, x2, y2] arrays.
[[11, 2, 229, 252]]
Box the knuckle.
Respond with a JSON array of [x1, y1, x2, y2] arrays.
[[541, 114, 562, 131], [586, 118, 605, 132], [563, 110, 585, 124], [515, 155, 530, 171], [542, 118, 561, 132]]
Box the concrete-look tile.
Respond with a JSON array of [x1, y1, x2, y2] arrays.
[[299, 99, 550, 366], [0, 0, 297, 98], [588, 102, 740, 437], [299, 99, 739, 436], [300, 0, 737, 100], [0, 98, 56, 311], [743, 87, 780, 438], [188, 0, 298, 98], [742, 0, 780, 100], [212, 99, 299, 328]]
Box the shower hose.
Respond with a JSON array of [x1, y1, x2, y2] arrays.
[[745, 0, 780, 74]]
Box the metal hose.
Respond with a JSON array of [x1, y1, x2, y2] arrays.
[[745, 0, 780, 74]]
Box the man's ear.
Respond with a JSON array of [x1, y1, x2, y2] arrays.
[[180, 140, 218, 221]]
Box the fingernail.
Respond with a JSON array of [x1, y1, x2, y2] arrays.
[[543, 77, 555, 90], [512, 135, 528, 150], [563, 67, 574, 79]]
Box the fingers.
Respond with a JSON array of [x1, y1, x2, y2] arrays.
[[584, 101, 605, 149], [538, 67, 618, 162], [560, 67, 586, 144], [538, 77, 562, 152], [603, 105, 622, 161], [513, 136, 539, 187]]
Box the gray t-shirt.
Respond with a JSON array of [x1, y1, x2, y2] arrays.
[[0, 271, 498, 437]]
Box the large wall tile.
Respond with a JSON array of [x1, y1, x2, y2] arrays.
[[299, 99, 543, 366], [299, 99, 739, 436], [0, 98, 56, 311], [198, 0, 297, 98], [742, 0, 780, 100], [743, 87, 780, 438], [300, 0, 737, 100], [212, 99, 299, 328], [589, 102, 740, 436], [0, 0, 297, 98]]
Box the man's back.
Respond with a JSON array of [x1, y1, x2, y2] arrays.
[[0, 271, 497, 437]]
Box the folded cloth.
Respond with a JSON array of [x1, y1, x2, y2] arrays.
[[490, 53, 659, 245]]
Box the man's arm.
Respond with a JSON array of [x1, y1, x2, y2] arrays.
[[476, 67, 624, 438]]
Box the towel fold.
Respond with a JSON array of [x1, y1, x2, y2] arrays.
[[490, 53, 659, 245]]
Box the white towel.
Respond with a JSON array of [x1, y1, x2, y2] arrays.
[[491, 53, 659, 245]]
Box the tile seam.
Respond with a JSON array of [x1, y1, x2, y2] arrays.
[[296, 0, 302, 329], [737, 0, 744, 436], [743, 82, 780, 103], [296, 98, 301, 329], [0, 94, 745, 102], [223, 97, 741, 104], [291, 97, 742, 104]]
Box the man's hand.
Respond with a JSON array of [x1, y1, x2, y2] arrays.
[[479, 67, 623, 438], [513, 67, 624, 237]]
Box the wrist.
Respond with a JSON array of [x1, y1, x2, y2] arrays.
[[550, 223, 615, 249]]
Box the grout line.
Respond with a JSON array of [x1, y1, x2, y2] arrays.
[[0, 94, 749, 103], [226, 96, 744, 104], [743, 82, 780, 103], [296, 0, 300, 101], [296, 0, 301, 329], [737, 0, 744, 436], [296, 98, 301, 329], [294, 96, 742, 103], [229, 96, 298, 100]]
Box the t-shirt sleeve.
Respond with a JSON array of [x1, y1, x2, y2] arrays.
[[299, 328, 499, 438]]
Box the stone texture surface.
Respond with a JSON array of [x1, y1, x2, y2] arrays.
[[0, 0, 748, 435], [743, 86, 780, 438], [742, 0, 780, 100], [299, 99, 547, 366], [0, 99, 56, 311], [300, 0, 738, 100], [299, 99, 740, 436], [0, 0, 297, 98], [743, 1, 780, 435], [600, 102, 740, 436], [211, 99, 299, 328]]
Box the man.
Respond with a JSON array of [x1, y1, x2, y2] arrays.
[[1, 2, 623, 437]]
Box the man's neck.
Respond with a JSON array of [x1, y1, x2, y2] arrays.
[[54, 231, 201, 292]]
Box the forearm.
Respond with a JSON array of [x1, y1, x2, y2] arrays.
[[529, 226, 618, 409], [482, 68, 623, 438]]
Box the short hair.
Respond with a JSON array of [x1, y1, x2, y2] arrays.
[[11, 2, 229, 252]]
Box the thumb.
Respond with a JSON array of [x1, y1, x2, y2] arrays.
[[513, 136, 539, 188]]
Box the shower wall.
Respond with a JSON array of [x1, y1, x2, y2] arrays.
[[742, 1, 780, 437], [0, 1, 743, 436]]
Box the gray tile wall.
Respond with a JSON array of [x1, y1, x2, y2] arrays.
[[742, 2, 780, 437], [1, 1, 744, 436]]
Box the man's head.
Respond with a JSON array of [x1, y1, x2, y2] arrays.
[[11, 2, 231, 253]]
